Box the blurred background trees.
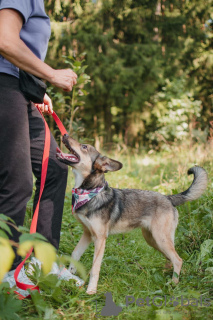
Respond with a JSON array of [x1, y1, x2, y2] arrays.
[[44, 0, 213, 150]]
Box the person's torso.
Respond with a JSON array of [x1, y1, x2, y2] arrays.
[[0, 0, 51, 78]]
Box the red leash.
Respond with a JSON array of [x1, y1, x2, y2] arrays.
[[14, 108, 67, 299]]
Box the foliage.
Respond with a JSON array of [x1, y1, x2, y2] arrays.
[[197, 239, 213, 270], [62, 54, 91, 137], [0, 214, 57, 317], [147, 76, 202, 147], [44, 0, 212, 149], [0, 215, 15, 282], [0, 222, 57, 278], [46, 55, 91, 145], [0, 288, 22, 320], [0, 214, 87, 319]]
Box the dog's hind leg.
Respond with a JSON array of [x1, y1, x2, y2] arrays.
[[154, 237, 182, 284], [141, 227, 172, 269], [69, 229, 92, 274], [150, 213, 182, 284], [142, 228, 174, 271], [141, 227, 159, 251]]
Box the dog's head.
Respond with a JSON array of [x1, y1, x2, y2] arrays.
[[56, 135, 123, 188]]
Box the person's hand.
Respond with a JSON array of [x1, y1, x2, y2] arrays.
[[35, 93, 53, 115], [49, 69, 77, 91]]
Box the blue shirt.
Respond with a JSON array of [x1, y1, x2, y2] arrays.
[[0, 0, 51, 78]]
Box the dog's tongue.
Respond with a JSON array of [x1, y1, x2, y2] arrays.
[[56, 147, 79, 162]]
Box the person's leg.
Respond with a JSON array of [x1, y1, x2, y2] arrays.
[[0, 74, 33, 269], [28, 103, 68, 249]]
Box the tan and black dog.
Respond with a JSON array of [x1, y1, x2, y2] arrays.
[[56, 135, 207, 294]]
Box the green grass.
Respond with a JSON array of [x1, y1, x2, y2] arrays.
[[19, 144, 213, 319]]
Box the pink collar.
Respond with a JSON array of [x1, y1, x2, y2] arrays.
[[72, 183, 107, 212]]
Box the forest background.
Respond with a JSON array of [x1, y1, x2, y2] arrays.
[[44, 0, 212, 151]]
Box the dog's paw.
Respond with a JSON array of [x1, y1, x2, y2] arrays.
[[68, 264, 77, 274], [172, 272, 179, 285], [86, 287, 97, 295], [172, 277, 179, 285]]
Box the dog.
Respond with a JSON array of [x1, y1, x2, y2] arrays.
[[56, 135, 208, 294]]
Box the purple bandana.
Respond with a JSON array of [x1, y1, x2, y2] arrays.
[[72, 184, 106, 213]]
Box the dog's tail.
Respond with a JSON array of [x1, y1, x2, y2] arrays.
[[166, 166, 208, 207]]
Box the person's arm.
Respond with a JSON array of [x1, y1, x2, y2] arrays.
[[0, 9, 77, 91]]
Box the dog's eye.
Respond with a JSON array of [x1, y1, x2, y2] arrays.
[[82, 145, 88, 150]]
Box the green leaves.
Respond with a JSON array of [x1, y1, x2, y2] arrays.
[[0, 214, 14, 223], [30, 290, 51, 316], [19, 232, 47, 244], [0, 214, 15, 236], [197, 239, 213, 268], [0, 221, 12, 236], [0, 291, 22, 320]]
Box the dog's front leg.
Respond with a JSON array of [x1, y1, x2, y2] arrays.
[[69, 230, 92, 274], [86, 236, 106, 295]]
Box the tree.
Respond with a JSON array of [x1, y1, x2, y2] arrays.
[[44, 0, 212, 149]]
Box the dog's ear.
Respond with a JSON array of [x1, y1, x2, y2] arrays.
[[94, 156, 123, 173]]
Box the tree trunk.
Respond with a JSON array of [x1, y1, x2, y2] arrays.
[[103, 103, 112, 143]]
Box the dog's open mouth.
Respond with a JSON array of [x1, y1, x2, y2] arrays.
[[56, 147, 80, 165]]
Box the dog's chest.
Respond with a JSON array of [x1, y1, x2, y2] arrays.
[[74, 212, 109, 238], [74, 212, 93, 233]]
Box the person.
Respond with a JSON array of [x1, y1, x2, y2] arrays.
[[0, 0, 82, 295]]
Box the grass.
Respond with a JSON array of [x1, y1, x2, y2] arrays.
[[18, 143, 213, 319]]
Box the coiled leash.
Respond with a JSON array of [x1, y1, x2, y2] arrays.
[[14, 107, 67, 299]]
